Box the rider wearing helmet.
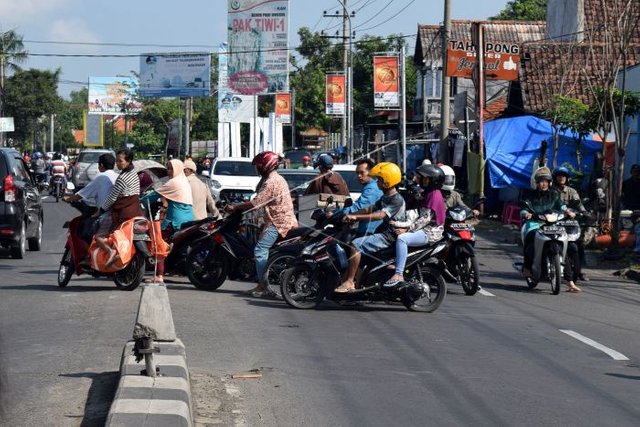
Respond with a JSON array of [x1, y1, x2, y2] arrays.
[[439, 164, 480, 216], [50, 152, 68, 188], [520, 167, 580, 292], [299, 155, 314, 170], [336, 162, 406, 293], [383, 163, 447, 287], [226, 151, 298, 297], [304, 153, 350, 196]]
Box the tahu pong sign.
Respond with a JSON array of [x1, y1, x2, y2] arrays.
[[446, 40, 520, 81]]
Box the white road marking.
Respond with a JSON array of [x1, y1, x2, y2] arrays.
[[478, 288, 495, 297], [560, 329, 629, 361]]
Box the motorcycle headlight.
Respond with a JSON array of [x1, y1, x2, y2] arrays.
[[449, 210, 467, 222], [210, 179, 222, 189]]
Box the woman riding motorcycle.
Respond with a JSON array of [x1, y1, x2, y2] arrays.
[[520, 168, 581, 293]]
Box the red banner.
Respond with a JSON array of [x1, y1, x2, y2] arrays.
[[325, 74, 345, 116], [446, 40, 520, 81], [274, 92, 291, 123], [373, 56, 399, 108]]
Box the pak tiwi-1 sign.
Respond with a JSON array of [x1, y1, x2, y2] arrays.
[[446, 40, 520, 81]]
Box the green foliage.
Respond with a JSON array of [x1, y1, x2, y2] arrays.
[[4, 68, 62, 147], [54, 87, 87, 152], [490, 0, 547, 21], [291, 28, 416, 137], [542, 95, 593, 169], [586, 86, 640, 133]]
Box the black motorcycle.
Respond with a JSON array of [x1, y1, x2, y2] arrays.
[[280, 220, 448, 312], [441, 205, 480, 295], [50, 174, 66, 202]]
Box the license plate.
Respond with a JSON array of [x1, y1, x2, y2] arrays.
[[451, 223, 472, 230], [543, 226, 563, 234]]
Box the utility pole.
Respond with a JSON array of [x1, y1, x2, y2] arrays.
[[49, 114, 54, 153], [322, 1, 355, 162], [439, 0, 452, 163], [400, 44, 407, 175], [184, 97, 192, 157]]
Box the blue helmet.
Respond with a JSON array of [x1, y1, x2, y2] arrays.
[[313, 153, 334, 170], [552, 167, 570, 178], [31, 152, 41, 160]]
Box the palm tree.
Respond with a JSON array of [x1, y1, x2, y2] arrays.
[[0, 30, 28, 145]]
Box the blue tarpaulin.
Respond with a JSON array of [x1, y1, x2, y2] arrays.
[[484, 115, 602, 189]]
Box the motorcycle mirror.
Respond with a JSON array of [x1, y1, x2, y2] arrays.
[[66, 182, 75, 191]]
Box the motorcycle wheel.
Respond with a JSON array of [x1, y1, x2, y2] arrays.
[[281, 265, 321, 309], [55, 184, 60, 202], [458, 255, 480, 296], [187, 244, 228, 291], [113, 253, 145, 291], [401, 265, 446, 313], [548, 254, 562, 295], [58, 248, 73, 287], [265, 253, 296, 298]]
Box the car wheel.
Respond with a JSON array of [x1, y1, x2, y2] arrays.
[[28, 215, 43, 251], [11, 221, 27, 259]]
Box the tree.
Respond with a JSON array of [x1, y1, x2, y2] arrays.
[[55, 87, 87, 152], [4, 68, 62, 151], [490, 0, 547, 21], [0, 30, 28, 146], [542, 95, 592, 169]]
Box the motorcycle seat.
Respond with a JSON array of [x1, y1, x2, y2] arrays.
[[280, 226, 310, 241]]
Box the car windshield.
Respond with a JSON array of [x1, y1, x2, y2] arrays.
[[213, 161, 258, 176], [284, 150, 311, 164], [335, 170, 359, 193], [281, 172, 314, 192], [78, 152, 105, 163]]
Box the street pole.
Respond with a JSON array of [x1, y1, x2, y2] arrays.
[[341, 0, 348, 158], [439, 0, 452, 163], [400, 44, 407, 175], [291, 87, 296, 148], [184, 97, 192, 158], [0, 55, 4, 147], [50, 114, 55, 153]]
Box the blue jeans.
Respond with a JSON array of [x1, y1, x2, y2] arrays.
[[395, 230, 429, 275], [255, 225, 280, 284]]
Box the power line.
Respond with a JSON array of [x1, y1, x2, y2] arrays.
[[353, 0, 395, 30], [357, 0, 416, 32]]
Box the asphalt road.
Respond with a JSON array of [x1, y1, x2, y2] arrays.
[[1, 199, 639, 426]]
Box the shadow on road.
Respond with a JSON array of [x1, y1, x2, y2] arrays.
[[0, 283, 118, 292], [605, 373, 640, 381], [59, 371, 119, 427]]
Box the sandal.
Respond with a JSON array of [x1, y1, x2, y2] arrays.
[[334, 280, 356, 293], [566, 283, 582, 293], [384, 274, 404, 288]]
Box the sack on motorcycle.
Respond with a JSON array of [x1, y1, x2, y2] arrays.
[[88, 219, 136, 272]]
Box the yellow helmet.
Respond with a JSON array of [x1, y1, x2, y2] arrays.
[[369, 162, 402, 189]]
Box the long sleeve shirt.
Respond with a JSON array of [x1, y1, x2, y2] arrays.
[[251, 172, 298, 237], [101, 168, 140, 211]]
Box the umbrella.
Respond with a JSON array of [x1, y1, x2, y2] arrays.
[[132, 159, 167, 178]]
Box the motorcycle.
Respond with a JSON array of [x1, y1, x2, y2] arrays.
[[280, 219, 448, 312], [33, 173, 49, 193], [521, 202, 568, 295], [57, 201, 154, 291], [441, 205, 480, 296], [50, 173, 66, 202], [557, 216, 581, 283]]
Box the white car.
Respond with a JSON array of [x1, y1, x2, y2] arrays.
[[203, 157, 261, 201], [332, 164, 361, 201]]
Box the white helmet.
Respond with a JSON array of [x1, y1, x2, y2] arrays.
[[422, 158, 432, 166], [440, 164, 456, 191]]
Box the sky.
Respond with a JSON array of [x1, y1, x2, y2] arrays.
[[0, 0, 508, 98]]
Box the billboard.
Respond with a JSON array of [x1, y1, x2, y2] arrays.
[[446, 40, 520, 81], [274, 92, 291, 123], [325, 74, 345, 116], [227, 0, 289, 94], [373, 56, 399, 109], [83, 110, 104, 147], [139, 52, 211, 98], [88, 77, 141, 115], [217, 43, 255, 123]]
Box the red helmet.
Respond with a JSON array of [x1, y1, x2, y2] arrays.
[[252, 151, 281, 175], [302, 155, 311, 162]]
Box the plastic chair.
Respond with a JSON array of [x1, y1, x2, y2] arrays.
[[502, 202, 522, 226]]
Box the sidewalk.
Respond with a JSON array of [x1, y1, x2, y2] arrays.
[[473, 218, 628, 282]]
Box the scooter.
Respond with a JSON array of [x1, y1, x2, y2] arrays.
[[57, 201, 153, 291], [521, 202, 568, 295], [280, 219, 448, 312], [441, 205, 480, 295]]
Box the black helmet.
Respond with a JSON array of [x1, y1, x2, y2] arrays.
[[313, 153, 334, 170], [53, 152, 62, 160], [415, 164, 445, 189], [552, 167, 570, 178]]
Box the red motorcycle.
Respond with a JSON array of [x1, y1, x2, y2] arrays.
[[57, 201, 153, 291], [441, 205, 480, 296]]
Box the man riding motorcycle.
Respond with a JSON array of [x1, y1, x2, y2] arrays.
[[552, 167, 588, 282], [49, 152, 68, 191], [440, 164, 480, 216], [225, 151, 298, 297], [520, 168, 581, 293]]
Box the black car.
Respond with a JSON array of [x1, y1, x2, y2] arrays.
[[278, 168, 317, 197], [0, 148, 43, 258]]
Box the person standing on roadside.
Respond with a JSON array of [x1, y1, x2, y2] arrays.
[[183, 159, 219, 220]]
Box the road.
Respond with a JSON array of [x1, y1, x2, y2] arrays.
[[1, 200, 639, 426]]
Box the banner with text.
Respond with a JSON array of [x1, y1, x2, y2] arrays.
[[227, 0, 289, 94], [139, 52, 211, 98], [446, 40, 520, 81], [325, 74, 345, 116], [83, 111, 104, 147], [218, 43, 256, 123], [88, 77, 142, 115], [274, 93, 291, 123], [373, 56, 399, 109]]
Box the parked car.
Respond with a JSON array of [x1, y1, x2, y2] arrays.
[[283, 148, 312, 169], [71, 148, 116, 189], [332, 164, 361, 200], [202, 157, 261, 201], [278, 168, 316, 197], [0, 148, 43, 258]]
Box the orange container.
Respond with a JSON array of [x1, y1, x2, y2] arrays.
[[594, 231, 635, 248]]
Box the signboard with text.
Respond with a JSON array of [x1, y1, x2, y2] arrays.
[[274, 92, 291, 123], [139, 52, 211, 98], [227, 0, 289, 94], [325, 74, 345, 116], [446, 40, 520, 81], [218, 43, 256, 123], [88, 77, 142, 115], [0, 117, 15, 132], [373, 56, 400, 109]]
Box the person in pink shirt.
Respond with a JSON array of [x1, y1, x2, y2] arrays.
[[226, 151, 298, 297]]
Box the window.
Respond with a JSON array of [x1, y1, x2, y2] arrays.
[[12, 157, 30, 181], [213, 161, 258, 176]]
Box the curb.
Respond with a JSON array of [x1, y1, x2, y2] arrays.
[[106, 283, 193, 427]]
